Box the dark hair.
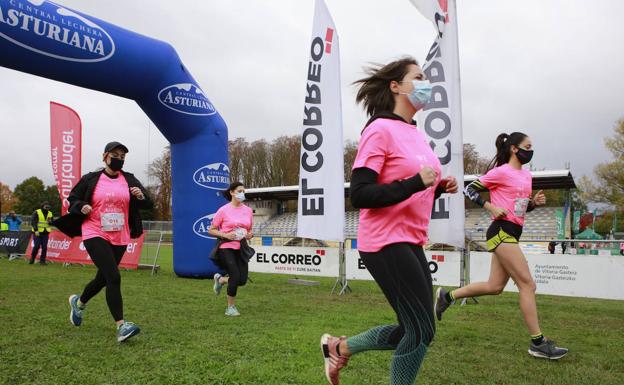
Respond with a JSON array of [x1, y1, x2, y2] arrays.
[[485, 132, 528, 171], [223, 181, 244, 201], [353, 57, 419, 117]]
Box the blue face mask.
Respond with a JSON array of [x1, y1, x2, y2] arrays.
[[401, 79, 432, 110], [235, 192, 246, 202]]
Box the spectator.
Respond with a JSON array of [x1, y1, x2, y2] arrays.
[[4, 211, 22, 231], [561, 239, 568, 254], [620, 242, 624, 256], [30, 202, 52, 265], [548, 240, 557, 254]]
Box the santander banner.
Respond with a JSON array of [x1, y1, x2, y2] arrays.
[[26, 231, 144, 269], [50, 102, 82, 215]]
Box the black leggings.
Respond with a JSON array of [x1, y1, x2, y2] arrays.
[[80, 237, 127, 322], [347, 243, 435, 385], [220, 248, 248, 297]]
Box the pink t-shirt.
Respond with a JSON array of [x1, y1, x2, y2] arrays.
[[82, 173, 131, 245], [479, 164, 532, 226], [212, 203, 253, 250], [353, 118, 442, 252]]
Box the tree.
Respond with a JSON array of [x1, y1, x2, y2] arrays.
[[0, 183, 18, 214], [579, 118, 624, 207], [147, 146, 172, 221], [13, 177, 48, 215], [463, 143, 490, 175], [344, 140, 358, 182], [43, 185, 62, 215]]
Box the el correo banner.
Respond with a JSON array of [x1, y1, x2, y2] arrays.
[[346, 249, 461, 286], [410, 0, 465, 248], [297, 0, 345, 242], [248, 246, 339, 278]]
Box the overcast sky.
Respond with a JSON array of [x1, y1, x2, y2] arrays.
[[1, 0, 623, 190]]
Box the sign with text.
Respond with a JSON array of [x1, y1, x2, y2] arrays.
[[248, 246, 339, 278]]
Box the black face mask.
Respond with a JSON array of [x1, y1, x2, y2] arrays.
[[108, 157, 125, 171], [516, 148, 534, 164]]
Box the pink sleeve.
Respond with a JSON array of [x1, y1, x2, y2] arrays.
[[479, 167, 502, 189], [212, 207, 224, 229], [352, 125, 388, 174]]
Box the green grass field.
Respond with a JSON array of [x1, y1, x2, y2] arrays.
[[1, 248, 623, 385]]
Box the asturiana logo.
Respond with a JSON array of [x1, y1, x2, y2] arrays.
[[0, 0, 115, 62], [158, 83, 216, 116], [193, 213, 216, 239], [193, 163, 230, 190]]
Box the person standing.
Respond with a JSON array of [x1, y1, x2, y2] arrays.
[[435, 132, 568, 360], [319, 57, 459, 385], [4, 211, 22, 231], [53, 141, 153, 342], [208, 181, 254, 317], [30, 202, 52, 265]]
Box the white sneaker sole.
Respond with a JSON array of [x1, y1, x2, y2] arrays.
[[213, 275, 221, 295], [68, 295, 81, 327], [434, 287, 443, 321], [528, 349, 567, 360], [320, 333, 333, 384], [117, 328, 140, 342]]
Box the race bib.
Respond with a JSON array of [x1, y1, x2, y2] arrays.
[[101, 212, 125, 232], [234, 227, 247, 241], [514, 198, 530, 217]]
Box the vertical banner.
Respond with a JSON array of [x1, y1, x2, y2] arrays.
[[50, 102, 82, 216], [297, 0, 345, 242], [556, 208, 565, 238], [410, 0, 465, 247], [573, 210, 581, 234]]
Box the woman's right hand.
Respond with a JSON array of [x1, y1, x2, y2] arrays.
[[81, 205, 92, 215], [419, 166, 438, 187], [487, 205, 508, 219]]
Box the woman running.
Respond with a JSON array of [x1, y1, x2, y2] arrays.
[[435, 132, 568, 359], [53, 141, 153, 342], [209, 181, 253, 317], [320, 57, 459, 385]]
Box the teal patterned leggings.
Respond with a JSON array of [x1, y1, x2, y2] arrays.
[[347, 243, 435, 385]]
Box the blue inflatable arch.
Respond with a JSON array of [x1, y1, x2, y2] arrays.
[[0, 0, 227, 277]]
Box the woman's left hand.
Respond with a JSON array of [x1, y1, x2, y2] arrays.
[[533, 190, 546, 206], [440, 176, 459, 194], [245, 231, 254, 240], [130, 187, 145, 200]]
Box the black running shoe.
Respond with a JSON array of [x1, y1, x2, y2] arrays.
[[528, 339, 568, 360], [434, 287, 453, 321]]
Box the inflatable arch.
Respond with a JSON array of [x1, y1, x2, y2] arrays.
[[0, 0, 227, 277]]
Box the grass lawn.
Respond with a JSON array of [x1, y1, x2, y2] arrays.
[[1, 249, 623, 385]]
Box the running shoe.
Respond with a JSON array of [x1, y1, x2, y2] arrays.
[[320, 334, 349, 385], [528, 339, 568, 360], [68, 294, 83, 326], [117, 321, 141, 342], [225, 305, 240, 317], [434, 287, 453, 321], [213, 273, 223, 295]]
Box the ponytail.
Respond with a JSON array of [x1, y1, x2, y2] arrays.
[[484, 132, 528, 172]]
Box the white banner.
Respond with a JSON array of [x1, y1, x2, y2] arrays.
[[346, 249, 461, 286], [410, 0, 465, 248], [297, 0, 345, 242], [469, 252, 624, 300], [248, 246, 339, 278]]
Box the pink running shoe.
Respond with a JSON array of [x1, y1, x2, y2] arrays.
[[320, 333, 349, 385]]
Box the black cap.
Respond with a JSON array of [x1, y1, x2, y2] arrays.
[[104, 141, 129, 153]]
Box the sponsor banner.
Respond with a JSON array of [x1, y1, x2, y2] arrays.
[[469, 252, 624, 300], [193, 162, 230, 190], [296, 0, 345, 242], [158, 83, 216, 116], [0, 231, 31, 254], [410, 0, 465, 248], [50, 101, 81, 215], [573, 211, 581, 233], [346, 249, 461, 286], [248, 246, 339, 278], [25, 230, 144, 269], [556, 208, 565, 238], [0, 0, 115, 62], [192, 213, 216, 240]]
